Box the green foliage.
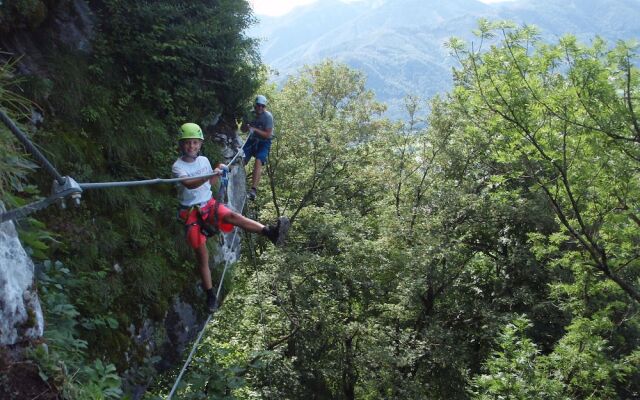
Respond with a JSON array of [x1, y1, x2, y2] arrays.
[[76, 360, 124, 400], [15, 210, 59, 260], [267, 59, 388, 222], [447, 22, 640, 304], [545, 315, 635, 399], [30, 260, 124, 399], [0, 59, 38, 199], [471, 316, 566, 399], [473, 313, 640, 400], [94, 0, 261, 121], [152, 344, 252, 399], [448, 21, 640, 398]]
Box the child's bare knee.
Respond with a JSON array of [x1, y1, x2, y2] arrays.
[[224, 212, 241, 224]]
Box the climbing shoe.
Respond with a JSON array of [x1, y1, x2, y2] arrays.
[[206, 289, 217, 313], [248, 187, 257, 201], [263, 216, 290, 247]]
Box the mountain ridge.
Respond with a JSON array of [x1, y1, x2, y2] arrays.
[[251, 0, 640, 117]]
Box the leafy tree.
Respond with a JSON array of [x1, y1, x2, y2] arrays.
[[265, 59, 388, 221], [244, 61, 389, 399], [447, 21, 640, 398], [471, 316, 566, 400], [362, 92, 562, 399], [446, 20, 640, 303]]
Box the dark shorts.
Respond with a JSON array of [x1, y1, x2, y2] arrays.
[[178, 198, 233, 249], [243, 138, 271, 165]]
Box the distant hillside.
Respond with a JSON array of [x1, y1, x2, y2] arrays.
[[250, 0, 640, 117]]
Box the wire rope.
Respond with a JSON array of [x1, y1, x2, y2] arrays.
[[167, 186, 249, 399], [0, 108, 66, 185]]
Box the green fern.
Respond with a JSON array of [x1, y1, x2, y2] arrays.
[[0, 59, 37, 198]]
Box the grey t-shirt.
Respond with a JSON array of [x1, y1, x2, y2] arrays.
[[250, 110, 274, 140]]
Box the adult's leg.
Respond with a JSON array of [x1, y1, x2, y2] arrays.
[[251, 159, 263, 190], [252, 141, 271, 190], [194, 244, 212, 290]]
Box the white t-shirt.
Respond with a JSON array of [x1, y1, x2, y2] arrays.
[[172, 156, 213, 206]]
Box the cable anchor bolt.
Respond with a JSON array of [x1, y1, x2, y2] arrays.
[[51, 176, 83, 209]]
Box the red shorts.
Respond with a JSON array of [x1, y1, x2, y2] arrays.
[[178, 198, 234, 249]]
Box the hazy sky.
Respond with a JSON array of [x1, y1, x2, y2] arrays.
[[249, 0, 514, 17]]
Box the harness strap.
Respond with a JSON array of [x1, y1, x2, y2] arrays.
[[179, 165, 228, 237], [211, 165, 228, 232], [199, 203, 221, 237], [180, 204, 219, 237], [212, 199, 221, 232]]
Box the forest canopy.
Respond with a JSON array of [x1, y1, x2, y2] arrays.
[[155, 24, 640, 398]]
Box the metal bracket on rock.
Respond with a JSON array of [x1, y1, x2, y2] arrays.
[[0, 176, 82, 223]]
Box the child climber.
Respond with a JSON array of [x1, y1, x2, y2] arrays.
[[173, 122, 289, 312]]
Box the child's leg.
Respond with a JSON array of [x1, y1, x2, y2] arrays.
[[223, 211, 265, 233], [194, 244, 212, 290], [222, 211, 288, 246]]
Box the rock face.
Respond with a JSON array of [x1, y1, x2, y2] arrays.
[[0, 203, 44, 345], [217, 137, 248, 267], [0, 0, 95, 75]]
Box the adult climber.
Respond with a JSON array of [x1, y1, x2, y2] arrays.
[[242, 94, 273, 201]]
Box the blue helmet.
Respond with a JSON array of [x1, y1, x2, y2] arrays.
[[255, 95, 267, 106]]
